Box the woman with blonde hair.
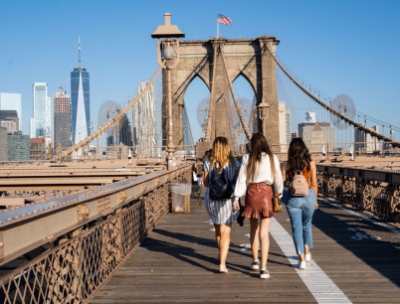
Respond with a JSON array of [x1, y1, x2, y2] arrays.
[[203, 136, 240, 273], [233, 133, 283, 279]]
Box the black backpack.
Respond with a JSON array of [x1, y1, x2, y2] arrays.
[[209, 165, 234, 200]]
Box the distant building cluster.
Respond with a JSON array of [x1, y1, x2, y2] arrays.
[[355, 125, 380, 152], [298, 111, 334, 152], [0, 39, 91, 161]]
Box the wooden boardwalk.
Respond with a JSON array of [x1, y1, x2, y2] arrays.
[[91, 194, 400, 303]]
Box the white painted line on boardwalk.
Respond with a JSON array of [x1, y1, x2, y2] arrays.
[[240, 243, 251, 251], [270, 218, 352, 304], [321, 198, 400, 235]]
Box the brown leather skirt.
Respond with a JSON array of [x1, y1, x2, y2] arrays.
[[242, 183, 274, 219]]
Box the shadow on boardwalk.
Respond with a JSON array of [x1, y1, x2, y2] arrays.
[[143, 227, 293, 275], [313, 202, 400, 288]]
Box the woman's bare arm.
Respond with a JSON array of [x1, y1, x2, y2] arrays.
[[203, 171, 209, 187], [310, 161, 318, 209], [281, 161, 287, 182]]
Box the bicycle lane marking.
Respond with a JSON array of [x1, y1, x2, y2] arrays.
[[270, 217, 352, 304]]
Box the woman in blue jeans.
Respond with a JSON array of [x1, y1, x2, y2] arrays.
[[281, 138, 318, 269]]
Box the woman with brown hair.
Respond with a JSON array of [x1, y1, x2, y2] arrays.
[[233, 133, 283, 279], [281, 137, 318, 269], [203, 137, 240, 273]]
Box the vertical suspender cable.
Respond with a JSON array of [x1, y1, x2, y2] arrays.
[[264, 44, 400, 148], [57, 67, 162, 160]]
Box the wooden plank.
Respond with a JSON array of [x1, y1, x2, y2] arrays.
[[90, 194, 400, 303]]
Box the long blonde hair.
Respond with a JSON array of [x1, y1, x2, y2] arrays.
[[210, 136, 234, 174]]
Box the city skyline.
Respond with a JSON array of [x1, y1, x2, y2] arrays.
[[0, 0, 399, 142]]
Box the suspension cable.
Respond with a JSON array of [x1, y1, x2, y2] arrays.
[[204, 43, 218, 142], [264, 45, 400, 148], [220, 47, 252, 140], [56, 67, 162, 160]]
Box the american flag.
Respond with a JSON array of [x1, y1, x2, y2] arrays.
[[217, 14, 232, 26]]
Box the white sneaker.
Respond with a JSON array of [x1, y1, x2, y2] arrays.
[[298, 261, 306, 269], [259, 269, 270, 279], [305, 253, 311, 262], [251, 260, 259, 270]]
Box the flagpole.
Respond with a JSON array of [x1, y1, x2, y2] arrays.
[[216, 12, 219, 38]]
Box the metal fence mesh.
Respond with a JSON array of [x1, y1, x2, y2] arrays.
[[318, 172, 400, 222], [0, 167, 191, 304]]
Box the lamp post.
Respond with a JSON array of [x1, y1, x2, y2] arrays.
[[257, 100, 270, 147], [257, 100, 270, 121], [151, 13, 185, 169]]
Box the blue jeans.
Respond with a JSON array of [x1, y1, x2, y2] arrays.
[[283, 188, 316, 255]]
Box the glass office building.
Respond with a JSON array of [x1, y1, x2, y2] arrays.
[[31, 83, 51, 138], [71, 67, 90, 144], [53, 92, 72, 148], [8, 133, 30, 161], [0, 93, 22, 131]]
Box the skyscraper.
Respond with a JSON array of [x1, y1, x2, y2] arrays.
[[0, 121, 17, 134], [278, 102, 287, 152], [0, 110, 19, 133], [71, 38, 90, 145], [31, 83, 51, 138], [0, 93, 22, 131], [285, 108, 292, 144], [278, 102, 292, 152], [53, 92, 72, 148]]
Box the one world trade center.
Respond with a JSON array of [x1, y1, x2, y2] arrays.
[[71, 37, 90, 145]]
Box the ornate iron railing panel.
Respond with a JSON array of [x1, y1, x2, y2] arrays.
[[0, 165, 191, 304], [317, 164, 400, 222]]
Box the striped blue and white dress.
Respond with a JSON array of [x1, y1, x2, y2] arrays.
[[203, 159, 240, 224]]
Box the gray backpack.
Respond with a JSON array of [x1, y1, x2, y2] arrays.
[[290, 170, 309, 196]]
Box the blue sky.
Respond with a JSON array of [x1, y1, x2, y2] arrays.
[[0, 0, 399, 141]]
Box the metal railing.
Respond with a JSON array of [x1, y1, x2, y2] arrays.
[[272, 141, 400, 156], [317, 164, 400, 222], [0, 145, 197, 167], [0, 164, 192, 304]]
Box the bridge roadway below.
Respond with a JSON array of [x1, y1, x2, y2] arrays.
[[90, 192, 400, 303]]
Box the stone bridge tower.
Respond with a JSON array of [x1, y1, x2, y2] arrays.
[[162, 36, 280, 150]]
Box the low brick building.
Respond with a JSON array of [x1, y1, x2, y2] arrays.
[[30, 137, 47, 160]]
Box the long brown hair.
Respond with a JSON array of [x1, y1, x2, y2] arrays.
[[287, 138, 312, 172], [246, 133, 275, 183], [210, 136, 234, 173]]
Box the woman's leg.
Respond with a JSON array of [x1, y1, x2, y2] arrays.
[[249, 218, 260, 261], [214, 224, 221, 253], [302, 190, 316, 255], [259, 217, 271, 269], [286, 205, 305, 261], [218, 222, 232, 266]]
